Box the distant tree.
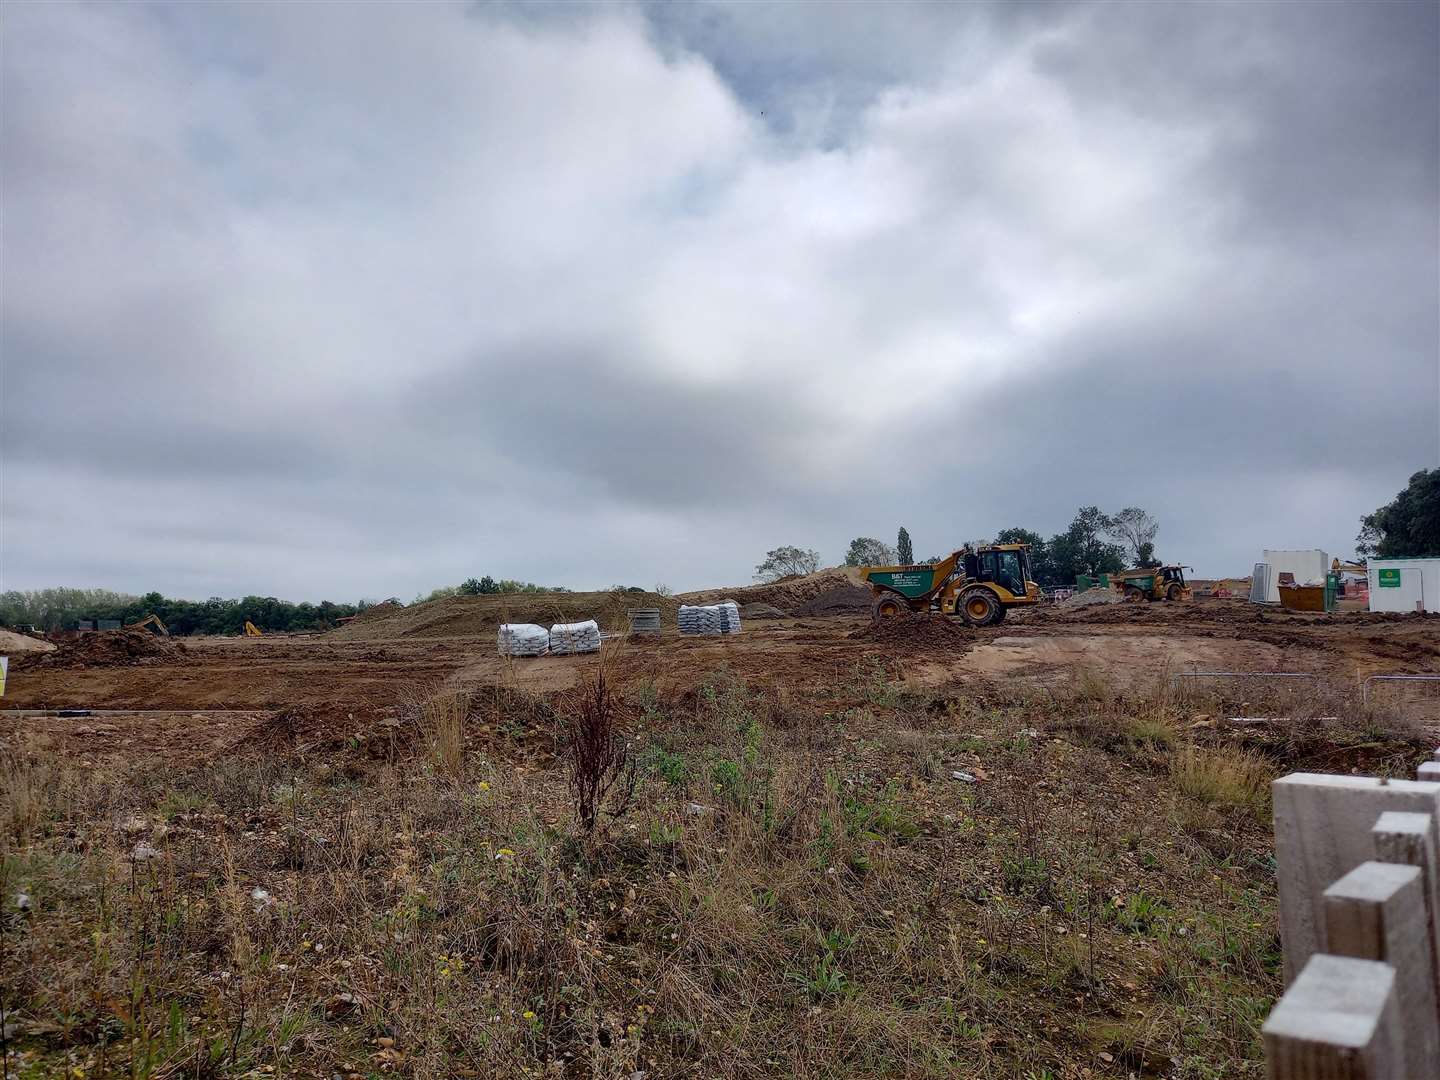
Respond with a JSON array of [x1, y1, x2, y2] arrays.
[[995, 527, 1054, 583], [654, 583, 674, 597], [478, 575, 500, 594], [754, 546, 822, 582], [1105, 507, 1160, 566], [995, 526, 1044, 548], [896, 527, 914, 565], [0, 587, 358, 633], [1357, 469, 1440, 558], [1046, 507, 1126, 584], [844, 537, 896, 567], [458, 578, 484, 596]]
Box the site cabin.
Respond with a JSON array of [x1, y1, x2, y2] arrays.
[[1367, 557, 1440, 614]]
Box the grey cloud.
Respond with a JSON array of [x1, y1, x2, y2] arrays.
[[1, 0, 1435, 600]]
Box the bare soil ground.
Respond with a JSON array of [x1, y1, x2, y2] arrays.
[[3, 597, 1438, 1078]]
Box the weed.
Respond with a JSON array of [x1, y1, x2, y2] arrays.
[[424, 689, 470, 778], [1170, 745, 1271, 814]]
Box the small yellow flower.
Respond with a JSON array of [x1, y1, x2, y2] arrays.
[[300, 940, 313, 951], [522, 1010, 536, 1020], [496, 848, 516, 858], [478, 781, 491, 792]]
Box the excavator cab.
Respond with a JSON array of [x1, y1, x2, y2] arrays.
[[964, 547, 1031, 599]]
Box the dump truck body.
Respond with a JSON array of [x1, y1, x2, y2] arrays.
[[1111, 565, 1192, 602], [858, 544, 1041, 627]]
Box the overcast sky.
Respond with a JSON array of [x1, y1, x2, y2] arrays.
[[3, 0, 1437, 600]]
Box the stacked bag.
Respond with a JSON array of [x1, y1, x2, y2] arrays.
[[678, 601, 742, 635], [498, 623, 550, 657], [549, 619, 602, 655]]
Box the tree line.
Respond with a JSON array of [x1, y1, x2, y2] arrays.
[[0, 587, 364, 635], [754, 507, 1163, 587]]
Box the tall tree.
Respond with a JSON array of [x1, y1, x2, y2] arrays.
[[754, 545, 822, 582], [995, 527, 1052, 583], [1047, 507, 1126, 583], [844, 537, 896, 567], [896, 526, 914, 565], [1357, 469, 1440, 557], [1105, 507, 1160, 566]]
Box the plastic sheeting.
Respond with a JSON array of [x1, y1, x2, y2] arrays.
[[678, 601, 741, 635], [550, 619, 602, 655], [498, 623, 550, 657]]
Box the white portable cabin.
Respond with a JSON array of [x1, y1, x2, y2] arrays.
[[1367, 557, 1440, 613], [1254, 549, 1329, 604]]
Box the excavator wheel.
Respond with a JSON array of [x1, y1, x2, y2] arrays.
[[1165, 583, 1183, 602], [958, 588, 1001, 627], [871, 593, 907, 620]]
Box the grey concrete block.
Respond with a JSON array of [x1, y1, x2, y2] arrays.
[[1418, 761, 1440, 783], [1324, 861, 1439, 1078], [1273, 773, 1440, 983], [1371, 811, 1440, 1024], [1263, 954, 1402, 1079]]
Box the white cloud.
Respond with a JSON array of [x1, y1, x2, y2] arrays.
[[2, 1, 1434, 598]]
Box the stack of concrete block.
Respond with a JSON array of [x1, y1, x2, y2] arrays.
[[498, 623, 550, 657], [549, 619, 601, 655], [1263, 759, 1440, 1078], [677, 601, 741, 635]]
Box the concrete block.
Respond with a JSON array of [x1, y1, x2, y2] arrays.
[[1371, 811, 1440, 1022], [1273, 773, 1440, 983], [1419, 762, 1440, 783], [1323, 862, 1439, 1078], [1263, 954, 1403, 1079]]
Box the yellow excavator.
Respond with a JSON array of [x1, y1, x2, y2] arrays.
[[243, 621, 263, 637], [125, 614, 169, 635], [858, 544, 1041, 627]]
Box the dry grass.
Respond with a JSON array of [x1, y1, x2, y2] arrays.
[[422, 688, 470, 778], [0, 663, 1326, 1078], [1169, 744, 1272, 814]]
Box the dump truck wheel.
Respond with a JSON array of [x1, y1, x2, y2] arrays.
[[1123, 586, 1146, 603], [959, 589, 1000, 627], [872, 594, 906, 620], [1166, 583, 1183, 602]]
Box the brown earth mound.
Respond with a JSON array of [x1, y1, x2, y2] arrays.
[[330, 589, 681, 641], [848, 614, 973, 649], [792, 582, 873, 616], [352, 599, 402, 623], [17, 630, 186, 669], [680, 568, 868, 613], [739, 602, 788, 620], [0, 629, 55, 654]]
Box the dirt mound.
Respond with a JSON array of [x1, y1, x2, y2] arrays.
[[792, 582, 873, 616], [1061, 588, 1125, 608], [352, 599, 403, 623], [0, 629, 55, 654], [739, 602, 788, 620], [330, 589, 681, 641], [17, 630, 185, 669], [848, 615, 973, 649], [680, 567, 868, 614]]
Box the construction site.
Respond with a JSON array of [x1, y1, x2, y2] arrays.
[[4, 560, 1439, 1079]]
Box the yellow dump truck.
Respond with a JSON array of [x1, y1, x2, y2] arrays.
[[1111, 565, 1192, 602], [858, 544, 1041, 627]]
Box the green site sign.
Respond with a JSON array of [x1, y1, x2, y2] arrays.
[[1378, 569, 1402, 588]]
